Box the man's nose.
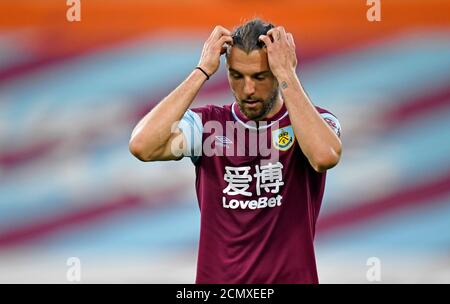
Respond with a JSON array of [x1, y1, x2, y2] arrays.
[[243, 77, 256, 96]]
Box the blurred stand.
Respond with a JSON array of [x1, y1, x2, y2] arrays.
[[0, 0, 449, 283]]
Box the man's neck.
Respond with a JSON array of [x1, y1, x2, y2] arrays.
[[263, 95, 284, 120]]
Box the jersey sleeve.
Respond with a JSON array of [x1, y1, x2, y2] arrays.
[[178, 109, 203, 163], [317, 107, 342, 138]]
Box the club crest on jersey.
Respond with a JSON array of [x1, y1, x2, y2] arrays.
[[272, 126, 295, 151]]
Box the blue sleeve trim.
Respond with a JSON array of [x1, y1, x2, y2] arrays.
[[320, 112, 342, 137], [178, 109, 203, 163]]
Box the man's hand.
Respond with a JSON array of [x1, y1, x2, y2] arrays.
[[258, 27, 297, 79], [198, 26, 233, 77]]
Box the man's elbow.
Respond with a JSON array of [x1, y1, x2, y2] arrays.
[[129, 139, 153, 162], [311, 147, 342, 173]]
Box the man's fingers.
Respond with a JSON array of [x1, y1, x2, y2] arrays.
[[215, 35, 233, 47], [258, 35, 272, 48], [266, 28, 277, 42], [216, 35, 233, 54], [278, 26, 287, 40], [267, 27, 288, 43], [215, 25, 231, 35], [287, 33, 295, 48], [210, 25, 232, 42], [267, 28, 282, 42]]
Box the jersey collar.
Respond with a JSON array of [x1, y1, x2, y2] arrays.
[[231, 101, 288, 130]]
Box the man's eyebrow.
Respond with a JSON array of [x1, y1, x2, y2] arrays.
[[253, 71, 271, 76], [228, 68, 271, 76], [228, 68, 242, 74]]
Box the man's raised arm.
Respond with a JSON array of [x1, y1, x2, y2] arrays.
[[129, 26, 232, 161], [259, 27, 342, 172]]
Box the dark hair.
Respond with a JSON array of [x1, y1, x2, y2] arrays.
[[231, 18, 275, 53]]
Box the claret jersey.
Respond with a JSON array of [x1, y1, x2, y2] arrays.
[[178, 101, 341, 284]]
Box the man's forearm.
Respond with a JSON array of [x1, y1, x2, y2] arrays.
[[129, 68, 207, 159], [277, 72, 342, 172]]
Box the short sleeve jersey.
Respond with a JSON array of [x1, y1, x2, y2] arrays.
[[178, 101, 341, 284]]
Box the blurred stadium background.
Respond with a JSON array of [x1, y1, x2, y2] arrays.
[[0, 0, 449, 283]]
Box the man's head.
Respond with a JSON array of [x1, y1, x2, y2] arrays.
[[226, 19, 280, 121]]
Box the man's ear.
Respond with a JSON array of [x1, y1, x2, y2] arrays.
[[224, 44, 232, 59], [220, 42, 230, 55]]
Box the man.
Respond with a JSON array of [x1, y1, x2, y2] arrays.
[[129, 19, 342, 284]]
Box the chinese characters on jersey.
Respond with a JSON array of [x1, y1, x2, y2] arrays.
[[222, 162, 284, 210]]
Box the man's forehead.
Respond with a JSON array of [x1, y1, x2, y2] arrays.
[[227, 47, 269, 73]]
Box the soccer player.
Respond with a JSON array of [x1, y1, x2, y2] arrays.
[[129, 19, 342, 284]]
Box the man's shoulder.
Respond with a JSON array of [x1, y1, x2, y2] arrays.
[[315, 105, 335, 116], [191, 103, 233, 122], [314, 105, 341, 137]]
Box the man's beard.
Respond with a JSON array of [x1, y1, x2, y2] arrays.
[[236, 88, 279, 121]]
